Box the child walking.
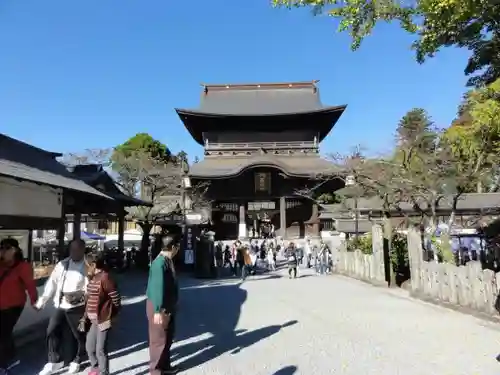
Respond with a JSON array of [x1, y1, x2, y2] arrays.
[[267, 248, 276, 271], [80, 253, 121, 375]]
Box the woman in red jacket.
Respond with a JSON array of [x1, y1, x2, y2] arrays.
[[0, 238, 38, 373]]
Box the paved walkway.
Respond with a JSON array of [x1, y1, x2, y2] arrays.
[[15, 267, 500, 375]]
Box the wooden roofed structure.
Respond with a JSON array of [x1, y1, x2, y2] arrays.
[[176, 81, 346, 240], [342, 194, 500, 217], [0, 134, 151, 253], [318, 194, 500, 236], [319, 204, 372, 234], [176, 81, 346, 146], [0, 134, 112, 229]]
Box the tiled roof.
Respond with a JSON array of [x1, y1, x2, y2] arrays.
[[70, 164, 152, 207], [192, 82, 337, 116], [343, 194, 500, 215], [175, 81, 347, 145], [319, 204, 351, 220], [335, 219, 372, 234], [189, 155, 339, 178], [0, 134, 111, 199]]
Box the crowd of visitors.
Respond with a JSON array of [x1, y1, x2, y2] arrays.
[[213, 237, 334, 280], [0, 235, 180, 375], [0, 232, 333, 375]]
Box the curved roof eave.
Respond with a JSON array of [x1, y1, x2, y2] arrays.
[[175, 105, 347, 118], [176, 105, 347, 145], [189, 161, 340, 180]]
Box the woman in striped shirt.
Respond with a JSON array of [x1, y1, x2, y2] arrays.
[[80, 253, 121, 375]]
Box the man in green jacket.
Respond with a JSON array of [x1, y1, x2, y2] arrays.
[[146, 236, 179, 375]]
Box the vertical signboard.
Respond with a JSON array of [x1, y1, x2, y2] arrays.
[[254, 172, 271, 194], [184, 225, 198, 264]]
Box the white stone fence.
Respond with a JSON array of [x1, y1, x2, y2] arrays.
[[406, 228, 500, 316], [333, 224, 386, 285], [333, 224, 500, 317]]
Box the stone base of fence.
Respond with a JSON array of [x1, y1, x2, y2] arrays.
[[410, 260, 500, 317], [333, 225, 500, 320], [335, 249, 386, 286]]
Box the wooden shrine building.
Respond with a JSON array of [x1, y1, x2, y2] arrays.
[[176, 81, 346, 240]]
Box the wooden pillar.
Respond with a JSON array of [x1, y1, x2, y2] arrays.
[[118, 208, 125, 252], [280, 196, 286, 239], [73, 212, 82, 240], [57, 218, 66, 256], [27, 230, 33, 262], [312, 203, 319, 237], [238, 203, 246, 239]]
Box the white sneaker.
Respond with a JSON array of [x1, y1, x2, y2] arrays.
[[66, 362, 80, 374], [7, 359, 20, 369], [39, 362, 64, 375]]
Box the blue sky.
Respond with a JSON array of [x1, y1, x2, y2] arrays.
[[0, 0, 470, 161]]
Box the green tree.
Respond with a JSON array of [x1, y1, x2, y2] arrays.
[[113, 133, 172, 164], [273, 0, 500, 86], [111, 134, 181, 267], [396, 108, 436, 150], [111, 134, 210, 268], [316, 192, 340, 204], [444, 78, 500, 191]]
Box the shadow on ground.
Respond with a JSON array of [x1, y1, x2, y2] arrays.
[[273, 366, 298, 375], [14, 271, 149, 374], [169, 279, 298, 372], [17, 271, 297, 374]]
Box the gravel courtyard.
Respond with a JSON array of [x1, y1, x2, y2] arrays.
[[17, 267, 500, 375]]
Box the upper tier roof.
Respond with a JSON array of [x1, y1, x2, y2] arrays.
[[175, 81, 347, 145]]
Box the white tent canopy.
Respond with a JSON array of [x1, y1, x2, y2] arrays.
[[104, 228, 144, 248]]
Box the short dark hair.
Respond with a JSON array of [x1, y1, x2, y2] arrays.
[[0, 238, 19, 249], [0, 238, 24, 261], [69, 239, 86, 248], [93, 252, 108, 270]]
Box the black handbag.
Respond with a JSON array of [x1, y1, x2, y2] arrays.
[[59, 259, 86, 306], [63, 290, 86, 306]]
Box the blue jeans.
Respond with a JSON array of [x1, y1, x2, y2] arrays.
[[241, 265, 248, 280], [317, 260, 326, 274]]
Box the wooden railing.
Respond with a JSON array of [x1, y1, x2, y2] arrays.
[[205, 141, 317, 150]]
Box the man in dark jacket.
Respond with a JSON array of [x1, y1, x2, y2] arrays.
[[146, 236, 179, 375]]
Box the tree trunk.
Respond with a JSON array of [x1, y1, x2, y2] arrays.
[[477, 181, 483, 193], [440, 209, 457, 264], [429, 203, 439, 262], [382, 213, 395, 287]]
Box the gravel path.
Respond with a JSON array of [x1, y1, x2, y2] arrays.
[[15, 267, 500, 375]]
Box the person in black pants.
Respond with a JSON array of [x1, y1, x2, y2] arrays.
[[36, 239, 89, 375], [0, 238, 38, 373], [285, 243, 298, 279], [0, 307, 23, 369]]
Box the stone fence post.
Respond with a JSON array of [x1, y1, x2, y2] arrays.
[[372, 223, 385, 283], [407, 226, 423, 293]]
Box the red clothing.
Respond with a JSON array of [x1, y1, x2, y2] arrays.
[[0, 260, 38, 309], [85, 271, 121, 325]]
